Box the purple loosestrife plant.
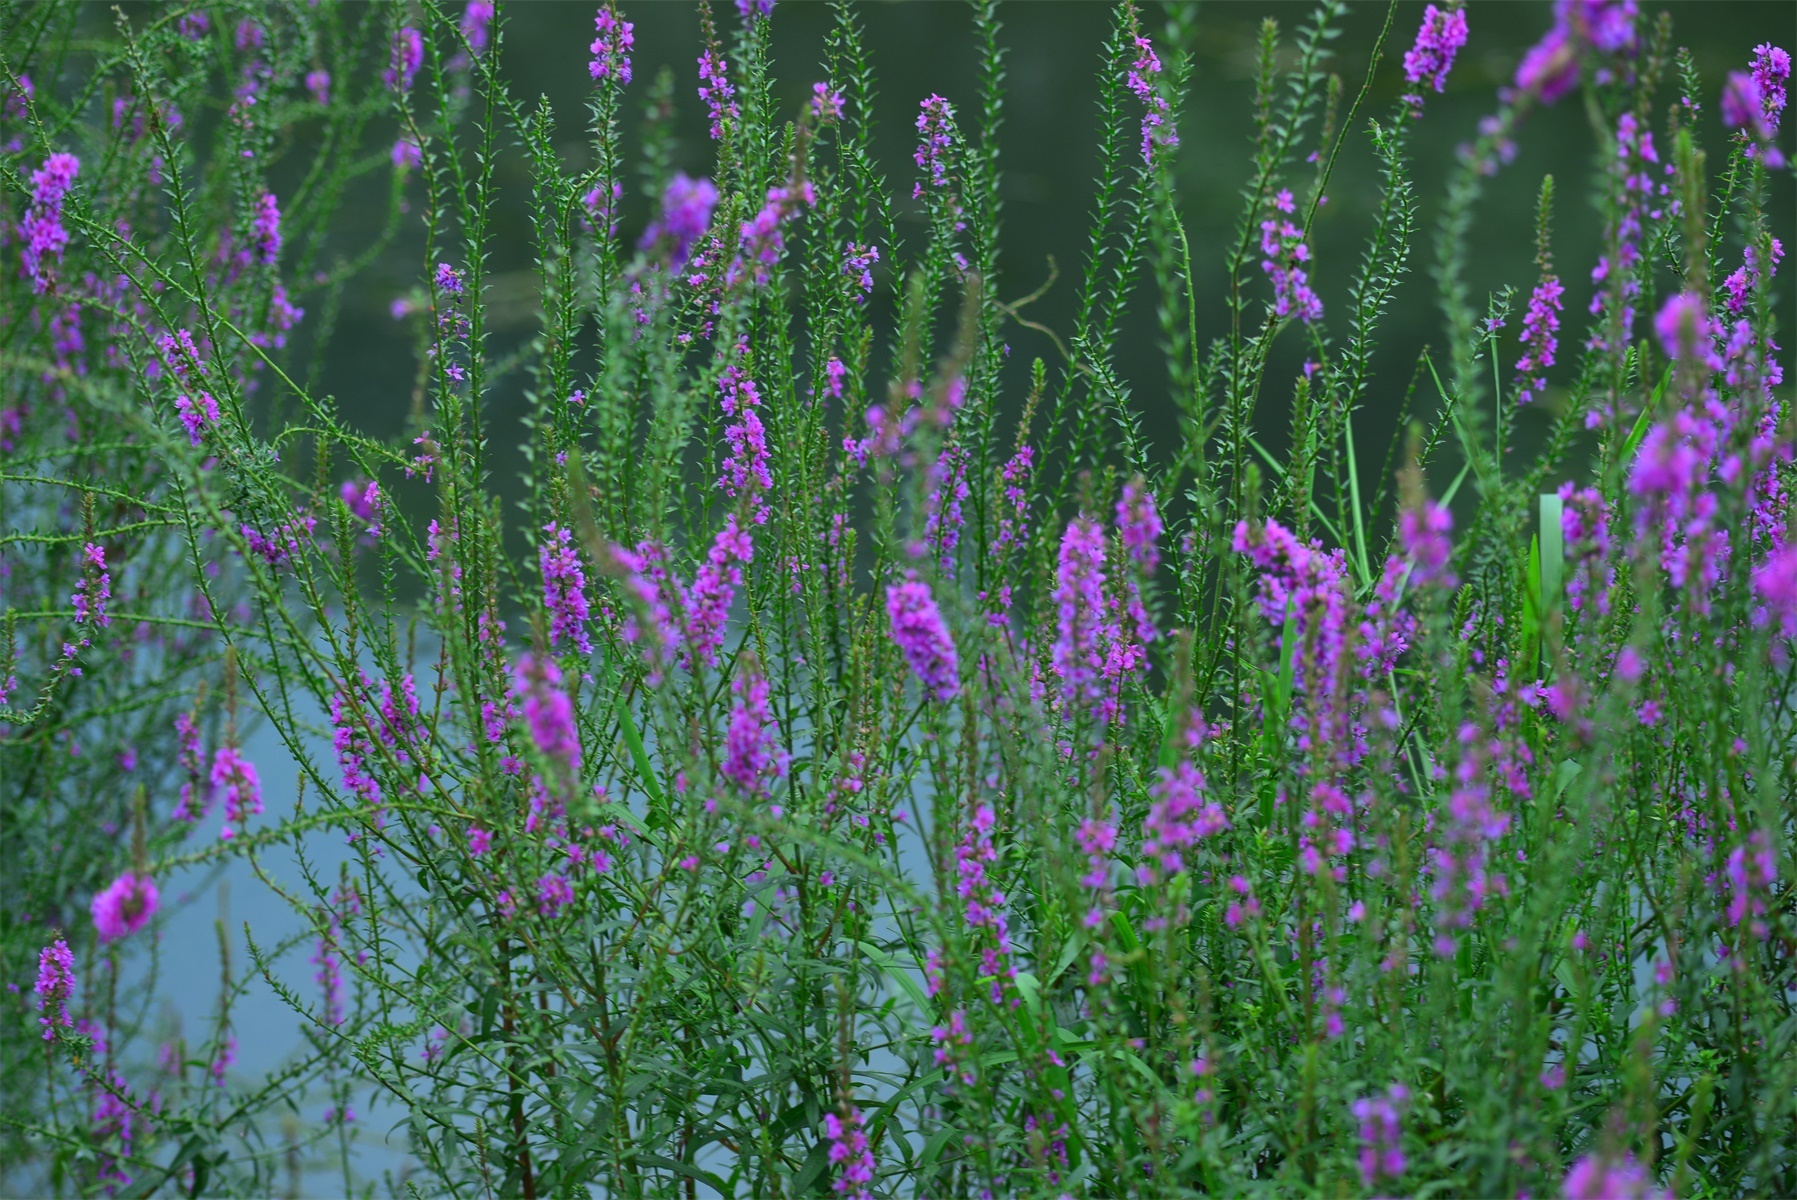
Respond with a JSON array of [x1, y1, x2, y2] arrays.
[[1125, 30, 1177, 165], [589, 6, 635, 86], [822, 1106, 875, 1199], [3, 4, 1793, 1198], [18, 151, 78, 293], [34, 940, 76, 1042], [885, 573, 960, 702], [1401, 4, 1468, 111]]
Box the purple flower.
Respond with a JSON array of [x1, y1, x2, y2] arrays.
[[1052, 517, 1108, 709], [1753, 43, 1790, 128], [1076, 817, 1118, 934], [537, 873, 574, 917], [1515, 0, 1637, 105], [736, 0, 774, 22], [92, 1065, 138, 1189], [1115, 479, 1163, 574], [161, 328, 222, 445], [1125, 33, 1177, 164], [995, 446, 1033, 553], [249, 192, 281, 266], [91, 871, 160, 942], [823, 1107, 875, 1199], [1399, 498, 1454, 587], [610, 542, 680, 677], [1515, 27, 1578, 105], [462, 0, 495, 56], [332, 675, 417, 825], [177, 12, 209, 39], [589, 7, 634, 86], [212, 1034, 235, 1086], [392, 137, 422, 169], [1562, 1152, 1670, 1200], [824, 357, 849, 401], [722, 659, 784, 795], [1402, 4, 1469, 105], [929, 1008, 975, 1082], [1725, 831, 1777, 938], [174, 711, 209, 822], [698, 49, 738, 140], [810, 82, 845, 123], [1753, 544, 1797, 637], [683, 516, 754, 669], [1723, 238, 1784, 316], [305, 69, 330, 104], [582, 180, 624, 239], [515, 653, 582, 774], [1143, 760, 1227, 877], [922, 446, 970, 567], [1723, 49, 1789, 166], [210, 745, 263, 840], [913, 95, 956, 198], [30, 151, 79, 207], [950, 803, 1014, 1004], [539, 523, 593, 655], [718, 366, 773, 520], [729, 182, 814, 288], [842, 242, 879, 300], [1573, 0, 1639, 54], [35, 939, 76, 1041], [241, 513, 318, 569], [386, 27, 423, 92], [1722, 72, 1771, 139], [1515, 275, 1565, 403], [18, 152, 78, 293], [340, 478, 383, 538], [71, 542, 112, 628], [1429, 724, 1510, 954], [639, 173, 717, 270], [1351, 1085, 1409, 1187], [886, 573, 959, 702], [1582, 112, 1663, 376], [1653, 290, 1717, 365], [1259, 190, 1323, 323], [1234, 518, 1368, 767]]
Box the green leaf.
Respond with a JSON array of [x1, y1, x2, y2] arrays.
[[1538, 493, 1563, 619], [1047, 929, 1088, 986], [854, 939, 932, 1022], [1520, 533, 1541, 664], [1619, 363, 1672, 462]]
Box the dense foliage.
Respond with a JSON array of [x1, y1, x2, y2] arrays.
[[2, 1, 1793, 1196]]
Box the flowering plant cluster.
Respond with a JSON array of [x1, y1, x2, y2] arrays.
[[2, 1, 1793, 1197]]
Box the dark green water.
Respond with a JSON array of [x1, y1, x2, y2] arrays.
[[314, 1, 1794, 497]]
